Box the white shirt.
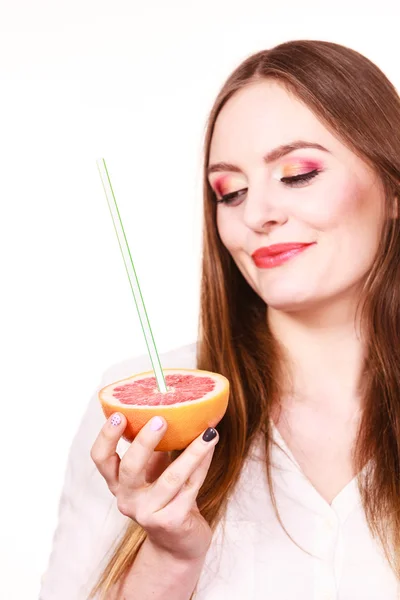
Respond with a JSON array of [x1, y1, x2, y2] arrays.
[[40, 343, 399, 599]]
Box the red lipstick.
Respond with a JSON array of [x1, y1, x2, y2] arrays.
[[251, 243, 315, 268]]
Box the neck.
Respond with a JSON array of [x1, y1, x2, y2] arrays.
[[268, 296, 365, 411]]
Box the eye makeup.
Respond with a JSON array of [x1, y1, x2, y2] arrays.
[[213, 173, 247, 198], [209, 156, 325, 204], [272, 158, 324, 180]]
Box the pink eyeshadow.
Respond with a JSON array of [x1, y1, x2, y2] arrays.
[[214, 175, 229, 196], [279, 158, 323, 178], [295, 158, 323, 169], [213, 173, 247, 196]]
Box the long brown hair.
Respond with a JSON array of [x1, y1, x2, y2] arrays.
[[91, 40, 400, 598]]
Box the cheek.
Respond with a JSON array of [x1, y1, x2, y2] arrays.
[[299, 178, 379, 233], [216, 208, 244, 252], [308, 179, 385, 274]]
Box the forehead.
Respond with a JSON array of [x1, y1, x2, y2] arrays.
[[209, 80, 345, 165]]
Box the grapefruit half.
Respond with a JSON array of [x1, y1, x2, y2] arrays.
[[98, 368, 230, 451]]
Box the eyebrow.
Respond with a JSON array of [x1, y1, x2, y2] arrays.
[[207, 140, 330, 176]]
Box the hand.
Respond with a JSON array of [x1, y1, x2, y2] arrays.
[[91, 413, 219, 562]]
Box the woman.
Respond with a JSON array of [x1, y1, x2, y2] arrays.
[[40, 39, 400, 599]]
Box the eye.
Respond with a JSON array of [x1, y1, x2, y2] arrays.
[[213, 169, 320, 206], [215, 187, 248, 206], [281, 169, 320, 187]]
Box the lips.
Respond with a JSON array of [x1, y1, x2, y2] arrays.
[[252, 243, 314, 259], [251, 242, 315, 269]]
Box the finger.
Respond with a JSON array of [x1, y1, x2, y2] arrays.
[[148, 427, 219, 512], [90, 412, 127, 494], [179, 444, 215, 498], [118, 416, 168, 492], [145, 451, 172, 484], [159, 445, 215, 513]]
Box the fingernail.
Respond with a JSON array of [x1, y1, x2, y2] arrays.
[[202, 427, 217, 442], [150, 416, 164, 431], [110, 413, 122, 427]]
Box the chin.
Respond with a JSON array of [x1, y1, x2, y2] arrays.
[[258, 284, 319, 313], [265, 297, 314, 313]]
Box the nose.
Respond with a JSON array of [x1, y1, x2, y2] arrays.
[[242, 185, 288, 232]]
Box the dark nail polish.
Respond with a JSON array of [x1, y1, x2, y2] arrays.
[[202, 427, 217, 442]]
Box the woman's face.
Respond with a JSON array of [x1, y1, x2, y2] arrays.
[[208, 80, 386, 313]]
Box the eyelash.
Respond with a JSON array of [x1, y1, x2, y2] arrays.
[[215, 169, 320, 205]]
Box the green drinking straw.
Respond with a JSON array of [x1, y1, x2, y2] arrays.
[[96, 158, 168, 394]]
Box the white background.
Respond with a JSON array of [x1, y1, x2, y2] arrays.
[[0, 0, 399, 597]]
